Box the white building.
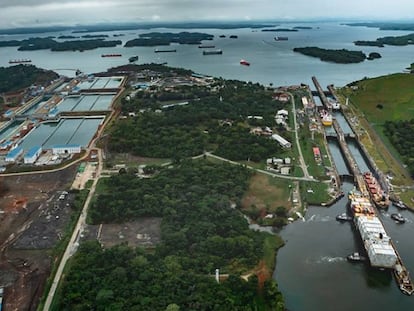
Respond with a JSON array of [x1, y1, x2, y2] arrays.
[[24, 146, 42, 164], [52, 144, 81, 155], [271, 134, 292, 149]]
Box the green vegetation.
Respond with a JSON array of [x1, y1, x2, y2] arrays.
[[384, 119, 414, 176], [339, 73, 414, 184], [293, 47, 367, 63], [300, 181, 331, 205], [124, 32, 214, 47], [55, 160, 284, 310], [0, 64, 58, 93], [345, 22, 414, 31], [354, 33, 414, 47], [367, 52, 382, 60], [109, 78, 287, 162], [0, 37, 122, 51]]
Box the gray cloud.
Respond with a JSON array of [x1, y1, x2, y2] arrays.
[[1, 0, 414, 28]]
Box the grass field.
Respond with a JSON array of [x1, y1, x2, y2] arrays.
[[338, 73, 414, 186], [241, 174, 293, 214], [344, 73, 414, 123]]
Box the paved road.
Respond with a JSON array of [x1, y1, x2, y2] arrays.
[[42, 149, 103, 311], [289, 92, 311, 179]]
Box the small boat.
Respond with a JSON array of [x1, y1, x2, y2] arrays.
[[129, 56, 139, 63], [336, 213, 352, 222], [154, 49, 176, 53], [347, 252, 366, 262], [229, 35, 238, 39], [393, 200, 407, 210], [101, 54, 122, 57], [240, 59, 250, 66], [391, 213, 405, 223], [219, 35, 226, 38], [320, 109, 333, 126]]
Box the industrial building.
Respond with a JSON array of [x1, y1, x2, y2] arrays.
[[24, 146, 42, 164], [52, 144, 81, 155]]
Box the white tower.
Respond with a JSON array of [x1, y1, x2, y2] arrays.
[[215, 268, 220, 283]]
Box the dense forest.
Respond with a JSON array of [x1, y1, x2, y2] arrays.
[[108, 79, 286, 161], [293, 46, 367, 63], [384, 119, 414, 176], [0, 64, 58, 93], [55, 160, 284, 310]]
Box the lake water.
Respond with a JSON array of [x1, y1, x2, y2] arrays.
[[2, 21, 414, 308], [1, 22, 414, 87]]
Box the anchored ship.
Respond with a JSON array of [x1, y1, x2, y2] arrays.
[[154, 48, 177, 53], [202, 49, 223, 55], [363, 171, 390, 209], [198, 45, 216, 48], [129, 56, 139, 63], [101, 54, 122, 57], [240, 59, 250, 66], [320, 109, 333, 126], [9, 59, 32, 64], [274, 36, 288, 41]]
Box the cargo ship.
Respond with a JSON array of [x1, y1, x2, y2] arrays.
[[202, 49, 223, 55], [154, 48, 177, 53], [363, 171, 390, 209], [101, 54, 122, 57], [9, 59, 32, 64], [240, 59, 250, 66], [198, 45, 215, 48], [349, 189, 397, 269], [274, 36, 288, 41], [320, 109, 333, 126]]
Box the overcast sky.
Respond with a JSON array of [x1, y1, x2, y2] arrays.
[[1, 0, 414, 28]]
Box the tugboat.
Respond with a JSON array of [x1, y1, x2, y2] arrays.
[[391, 213, 406, 224], [393, 200, 407, 210], [129, 56, 139, 63], [347, 252, 366, 262], [336, 213, 352, 222]]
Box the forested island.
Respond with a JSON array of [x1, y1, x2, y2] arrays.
[[262, 28, 298, 32], [345, 22, 414, 31], [293, 46, 367, 63], [124, 32, 214, 47], [0, 37, 122, 51], [354, 33, 414, 47]]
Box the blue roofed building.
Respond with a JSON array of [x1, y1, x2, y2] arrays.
[[24, 146, 42, 164], [5, 146, 23, 163]]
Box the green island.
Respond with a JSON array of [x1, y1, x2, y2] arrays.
[[124, 32, 214, 47], [262, 28, 298, 32], [367, 52, 382, 60], [354, 33, 414, 47], [345, 22, 414, 31], [293, 46, 367, 63], [0, 37, 122, 51]]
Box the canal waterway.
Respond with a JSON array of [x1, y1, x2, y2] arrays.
[[275, 113, 414, 310], [57, 94, 115, 112]]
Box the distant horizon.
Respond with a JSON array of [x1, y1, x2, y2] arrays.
[[1, 18, 414, 34]]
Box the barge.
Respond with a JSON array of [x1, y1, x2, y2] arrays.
[[202, 49, 223, 55]]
